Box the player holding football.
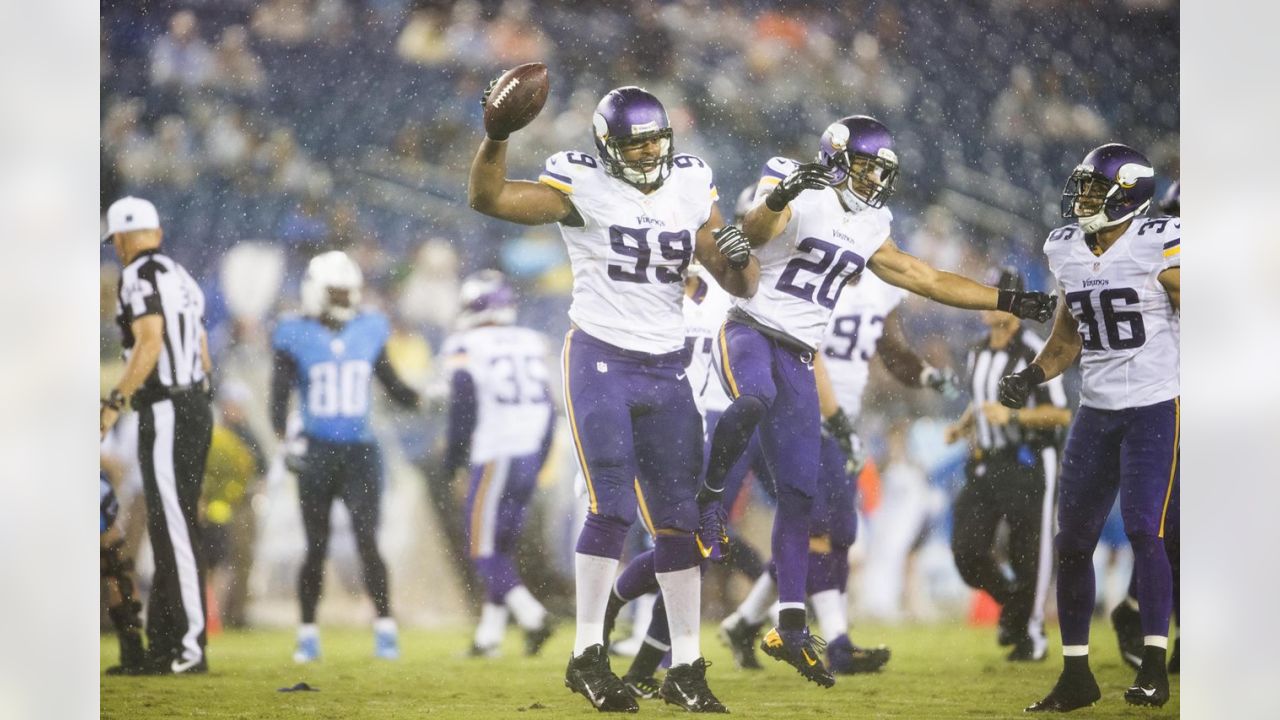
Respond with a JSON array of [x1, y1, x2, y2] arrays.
[[1001, 144, 1179, 711], [702, 115, 1056, 687], [469, 79, 758, 713], [270, 251, 422, 664], [440, 270, 557, 657]]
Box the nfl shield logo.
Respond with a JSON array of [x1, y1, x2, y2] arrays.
[[331, 339, 346, 355]]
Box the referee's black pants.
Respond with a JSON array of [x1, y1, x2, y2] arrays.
[[137, 392, 213, 669], [951, 445, 1058, 641]]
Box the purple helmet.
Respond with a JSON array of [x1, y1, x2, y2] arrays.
[[1159, 180, 1180, 217], [457, 269, 516, 329], [1060, 143, 1155, 233], [817, 115, 899, 209], [592, 86, 675, 188]]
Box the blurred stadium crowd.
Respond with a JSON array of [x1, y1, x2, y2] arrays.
[[100, 0, 1177, 631]]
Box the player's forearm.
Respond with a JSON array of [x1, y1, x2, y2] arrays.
[[741, 203, 786, 248], [915, 270, 1000, 311], [715, 256, 760, 299], [1014, 405, 1072, 429], [1030, 339, 1079, 382], [375, 351, 421, 409], [115, 338, 162, 400], [200, 331, 212, 374], [877, 332, 928, 388], [467, 138, 511, 215]]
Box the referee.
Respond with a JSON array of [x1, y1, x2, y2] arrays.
[[944, 267, 1071, 662], [100, 196, 214, 675]]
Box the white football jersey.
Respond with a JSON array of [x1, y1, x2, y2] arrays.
[[736, 156, 893, 350], [682, 276, 735, 416], [441, 325, 554, 463], [1044, 215, 1180, 410], [820, 271, 908, 420], [539, 151, 719, 354]]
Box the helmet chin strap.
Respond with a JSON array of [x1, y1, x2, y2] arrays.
[[838, 185, 871, 215], [1078, 199, 1151, 234]]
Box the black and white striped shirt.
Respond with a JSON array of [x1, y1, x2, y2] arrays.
[[965, 328, 1068, 451], [115, 249, 208, 399]]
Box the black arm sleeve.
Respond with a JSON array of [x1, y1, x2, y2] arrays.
[[374, 349, 421, 409], [270, 349, 298, 438], [442, 369, 478, 475]]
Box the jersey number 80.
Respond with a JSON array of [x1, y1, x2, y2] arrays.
[[308, 360, 372, 418]]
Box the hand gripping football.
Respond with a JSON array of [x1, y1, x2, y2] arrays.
[[482, 63, 549, 139]]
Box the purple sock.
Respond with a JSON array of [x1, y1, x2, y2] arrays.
[[805, 549, 843, 596], [1129, 533, 1173, 639], [1056, 540, 1096, 647], [773, 489, 813, 605], [575, 513, 630, 559], [474, 554, 521, 604], [615, 550, 659, 600], [654, 533, 700, 573], [1127, 565, 1139, 601], [705, 396, 767, 492]]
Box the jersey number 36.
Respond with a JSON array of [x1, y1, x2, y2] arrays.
[[1064, 288, 1147, 351]]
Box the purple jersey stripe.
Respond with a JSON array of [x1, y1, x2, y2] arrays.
[[544, 170, 573, 185], [760, 165, 787, 181], [1162, 238, 1180, 249]]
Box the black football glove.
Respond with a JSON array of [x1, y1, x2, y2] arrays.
[[823, 408, 867, 476], [765, 163, 832, 211], [479, 76, 509, 141], [998, 363, 1046, 409], [921, 366, 961, 399], [996, 289, 1057, 323], [713, 225, 751, 270]]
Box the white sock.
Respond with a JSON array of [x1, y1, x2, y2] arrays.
[[373, 617, 397, 636], [656, 566, 702, 666], [736, 573, 776, 625], [1063, 645, 1089, 657], [629, 593, 658, 644], [505, 585, 547, 631], [297, 623, 319, 641], [1143, 635, 1168, 650], [810, 589, 847, 640], [574, 552, 619, 656], [475, 602, 509, 649]]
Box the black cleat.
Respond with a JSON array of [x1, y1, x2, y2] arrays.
[[104, 631, 149, 676], [622, 673, 661, 700], [1124, 646, 1170, 708], [1007, 633, 1048, 663], [1025, 668, 1102, 713], [997, 607, 1018, 647], [659, 658, 728, 713], [760, 626, 835, 688], [565, 644, 639, 713], [827, 634, 891, 674], [525, 617, 557, 657], [1110, 601, 1143, 670], [718, 615, 763, 670]]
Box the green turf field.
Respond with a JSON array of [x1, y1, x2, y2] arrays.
[[101, 621, 1178, 719]]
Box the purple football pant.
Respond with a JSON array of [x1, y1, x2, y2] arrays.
[[563, 329, 703, 570], [807, 434, 859, 595], [1056, 398, 1180, 647], [718, 321, 821, 606], [465, 451, 546, 604]]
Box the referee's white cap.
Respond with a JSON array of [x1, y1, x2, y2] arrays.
[[102, 196, 160, 241]]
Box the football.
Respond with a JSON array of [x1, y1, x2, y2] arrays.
[[483, 62, 550, 138]]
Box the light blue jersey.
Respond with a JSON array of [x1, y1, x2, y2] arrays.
[[272, 312, 392, 443]]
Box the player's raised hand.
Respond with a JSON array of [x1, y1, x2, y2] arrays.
[[765, 163, 832, 211], [998, 364, 1046, 409], [713, 225, 752, 270], [997, 289, 1057, 323]]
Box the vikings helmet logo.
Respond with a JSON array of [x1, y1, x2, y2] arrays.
[[592, 112, 609, 141], [823, 122, 850, 152]]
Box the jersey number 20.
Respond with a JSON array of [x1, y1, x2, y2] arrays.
[[308, 360, 372, 417], [776, 237, 866, 309]]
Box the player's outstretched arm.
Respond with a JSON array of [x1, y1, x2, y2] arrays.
[[1159, 267, 1180, 311], [868, 239, 1056, 322], [374, 349, 422, 410], [467, 138, 576, 226], [997, 297, 1081, 409], [695, 204, 759, 298], [741, 163, 830, 247], [875, 308, 957, 396]]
